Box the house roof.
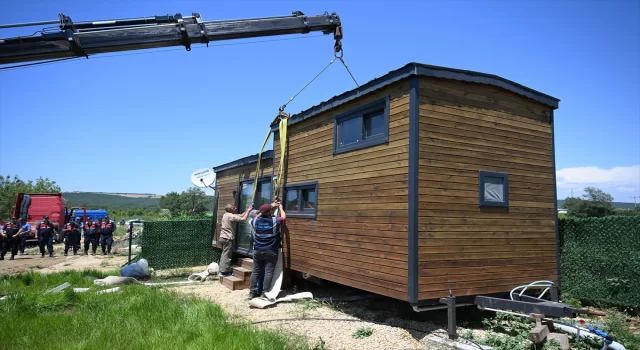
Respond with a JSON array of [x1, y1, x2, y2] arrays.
[[271, 62, 560, 130], [212, 150, 274, 173]]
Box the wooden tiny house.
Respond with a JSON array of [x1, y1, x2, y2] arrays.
[[213, 62, 560, 305]]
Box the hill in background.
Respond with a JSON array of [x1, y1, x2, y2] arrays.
[[64, 192, 214, 210]]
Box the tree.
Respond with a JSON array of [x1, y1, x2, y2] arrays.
[[564, 186, 615, 218], [0, 175, 61, 220], [159, 191, 183, 217], [182, 187, 210, 216], [158, 187, 212, 217]]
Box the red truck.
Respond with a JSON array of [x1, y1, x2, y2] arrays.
[[6, 193, 86, 244]]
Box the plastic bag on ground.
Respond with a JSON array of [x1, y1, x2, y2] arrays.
[[120, 258, 150, 279], [188, 262, 220, 282]]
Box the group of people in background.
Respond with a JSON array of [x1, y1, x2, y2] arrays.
[[0, 215, 117, 261]]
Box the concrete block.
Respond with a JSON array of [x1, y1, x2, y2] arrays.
[[529, 325, 549, 344], [547, 333, 570, 350]]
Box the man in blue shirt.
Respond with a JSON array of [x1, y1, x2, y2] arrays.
[[16, 217, 32, 255], [248, 201, 286, 300]]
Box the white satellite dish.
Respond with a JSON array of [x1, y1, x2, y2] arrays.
[[191, 168, 215, 188]]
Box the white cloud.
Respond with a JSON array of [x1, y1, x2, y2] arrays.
[[556, 165, 640, 192]]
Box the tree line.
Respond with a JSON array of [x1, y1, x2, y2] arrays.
[[562, 186, 640, 218]]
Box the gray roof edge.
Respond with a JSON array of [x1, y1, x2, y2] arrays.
[[212, 150, 274, 173], [271, 62, 560, 131], [415, 64, 560, 108]]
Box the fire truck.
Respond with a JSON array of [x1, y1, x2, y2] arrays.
[[9, 193, 87, 244]]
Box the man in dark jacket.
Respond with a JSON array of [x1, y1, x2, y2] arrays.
[[37, 215, 55, 258], [248, 201, 286, 300], [100, 216, 116, 256], [1, 216, 20, 260], [84, 217, 99, 256], [63, 220, 80, 256]]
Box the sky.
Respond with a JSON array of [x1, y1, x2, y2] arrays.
[[0, 0, 638, 202]]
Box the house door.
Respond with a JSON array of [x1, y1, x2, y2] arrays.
[[236, 178, 272, 254]]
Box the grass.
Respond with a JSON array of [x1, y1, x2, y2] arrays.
[[0, 270, 310, 350], [352, 327, 374, 339]]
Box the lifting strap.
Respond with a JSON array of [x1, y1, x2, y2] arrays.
[[250, 113, 288, 207], [249, 52, 358, 209]]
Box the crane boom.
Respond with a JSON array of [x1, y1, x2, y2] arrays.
[[0, 11, 343, 65]]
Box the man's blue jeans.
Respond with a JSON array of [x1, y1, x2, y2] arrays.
[[249, 250, 278, 296]]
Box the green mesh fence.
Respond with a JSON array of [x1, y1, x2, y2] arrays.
[[138, 218, 221, 270], [560, 216, 640, 307]]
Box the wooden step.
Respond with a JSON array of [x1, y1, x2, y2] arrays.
[[232, 266, 252, 281], [219, 275, 249, 291], [239, 258, 254, 270]]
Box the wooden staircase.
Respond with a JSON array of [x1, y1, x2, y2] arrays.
[[219, 258, 253, 291]]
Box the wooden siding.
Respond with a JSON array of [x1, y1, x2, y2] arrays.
[[274, 80, 411, 301], [417, 76, 557, 300], [213, 160, 273, 248]]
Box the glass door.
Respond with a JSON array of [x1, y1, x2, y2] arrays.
[[235, 178, 272, 254]]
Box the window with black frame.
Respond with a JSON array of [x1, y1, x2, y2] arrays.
[[333, 97, 390, 155], [284, 181, 318, 219], [236, 177, 272, 253]]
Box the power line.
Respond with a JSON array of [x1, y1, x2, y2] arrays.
[[0, 33, 326, 72]]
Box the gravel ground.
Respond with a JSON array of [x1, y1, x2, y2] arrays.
[[171, 271, 460, 350]]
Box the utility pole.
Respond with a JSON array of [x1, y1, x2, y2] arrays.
[[631, 196, 638, 208]]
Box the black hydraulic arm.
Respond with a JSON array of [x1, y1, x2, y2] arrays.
[[0, 11, 343, 65]]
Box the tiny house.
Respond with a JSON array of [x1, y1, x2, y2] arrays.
[[213, 62, 560, 306]]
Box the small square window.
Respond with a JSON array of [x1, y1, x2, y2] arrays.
[[334, 97, 390, 154], [283, 182, 318, 219], [479, 171, 509, 207]]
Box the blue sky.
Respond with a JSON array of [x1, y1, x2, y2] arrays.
[[0, 0, 638, 202]]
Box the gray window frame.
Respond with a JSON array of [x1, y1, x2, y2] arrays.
[[333, 97, 390, 155], [283, 181, 318, 219], [478, 171, 509, 207]]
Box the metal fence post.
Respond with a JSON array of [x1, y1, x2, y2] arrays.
[[128, 221, 133, 265]]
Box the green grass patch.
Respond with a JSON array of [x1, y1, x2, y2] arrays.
[[352, 326, 374, 339], [0, 270, 309, 350]]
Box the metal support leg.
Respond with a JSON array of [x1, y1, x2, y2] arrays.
[[550, 286, 559, 302], [440, 297, 457, 340]]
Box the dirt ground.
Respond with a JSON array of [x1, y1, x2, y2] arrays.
[[0, 254, 473, 350], [0, 243, 128, 275], [167, 266, 463, 350]]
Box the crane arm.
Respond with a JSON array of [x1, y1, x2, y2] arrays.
[[0, 11, 343, 65]]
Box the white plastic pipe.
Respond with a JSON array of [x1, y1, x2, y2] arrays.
[[552, 323, 626, 350]]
